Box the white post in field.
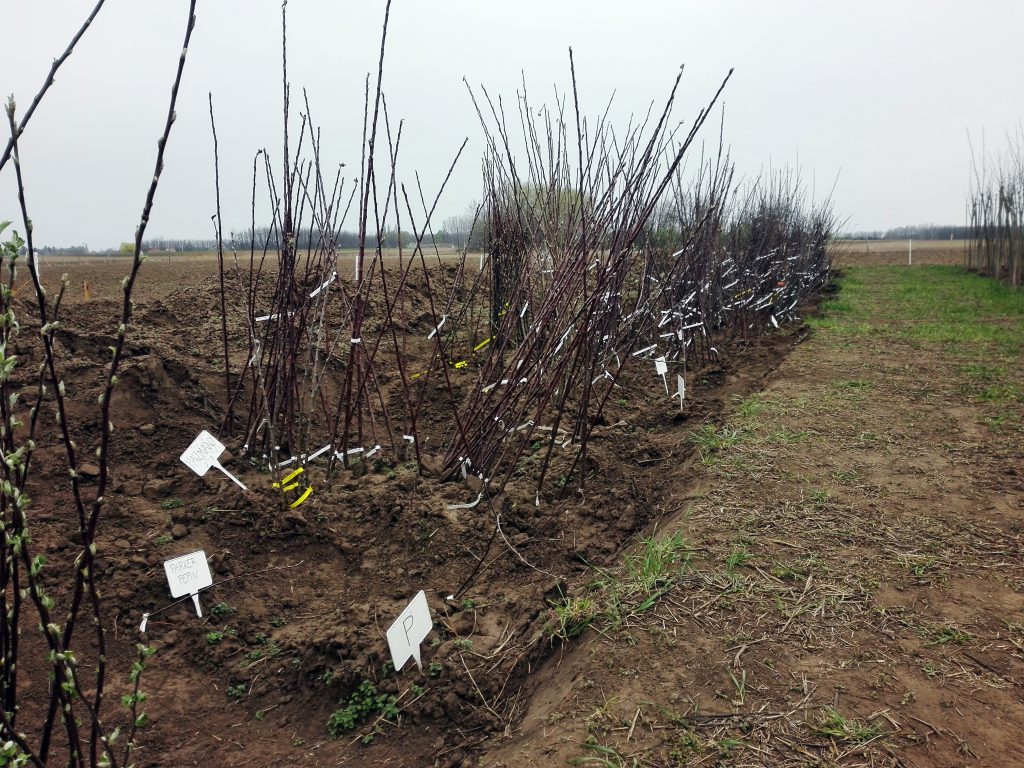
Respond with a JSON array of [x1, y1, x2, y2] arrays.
[[908, 238, 913, 266]]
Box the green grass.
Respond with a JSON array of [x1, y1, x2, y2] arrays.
[[624, 531, 691, 597], [724, 546, 751, 574], [812, 706, 883, 743], [958, 362, 1007, 380], [733, 393, 766, 419], [572, 739, 640, 767], [810, 266, 1024, 356], [891, 266, 1024, 347], [549, 533, 692, 640], [925, 624, 973, 646], [832, 379, 873, 392], [549, 594, 597, 639], [977, 384, 1022, 403], [690, 424, 744, 464], [805, 487, 831, 506]]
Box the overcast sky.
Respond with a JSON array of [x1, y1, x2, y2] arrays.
[[2, 1, 1022, 248]]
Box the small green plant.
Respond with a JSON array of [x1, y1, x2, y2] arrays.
[[716, 737, 743, 758], [897, 553, 936, 578], [812, 706, 882, 743], [830, 469, 860, 483], [206, 631, 224, 645], [770, 561, 799, 582], [727, 668, 746, 706], [549, 594, 597, 640], [154, 534, 173, 546], [724, 546, 751, 574], [927, 624, 972, 646], [555, 473, 575, 490], [734, 393, 765, 419], [428, 661, 444, 678], [161, 497, 184, 510], [668, 728, 702, 761], [415, 520, 437, 548], [453, 637, 473, 651], [270, 615, 287, 627], [326, 680, 399, 738], [833, 379, 873, 391], [769, 427, 809, 444], [624, 532, 690, 598], [572, 737, 639, 767], [210, 602, 235, 618], [690, 424, 743, 464], [805, 487, 831, 506], [227, 683, 248, 700]]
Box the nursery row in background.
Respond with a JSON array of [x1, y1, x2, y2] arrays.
[[222, 56, 836, 503], [967, 129, 1024, 286]]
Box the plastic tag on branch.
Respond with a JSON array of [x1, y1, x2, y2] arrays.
[[309, 270, 337, 298], [272, 466, 313, 509], [163, 549, 213, 618], [386, 590, 432, 672], [180, 430, 246, 490]]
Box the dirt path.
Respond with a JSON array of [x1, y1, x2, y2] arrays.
[[479, 261, 1024, 767]]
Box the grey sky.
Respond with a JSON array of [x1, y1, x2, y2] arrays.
[[2, 1, 1021, 248]]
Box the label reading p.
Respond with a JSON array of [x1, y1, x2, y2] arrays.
[[386, 590, 432, 672]]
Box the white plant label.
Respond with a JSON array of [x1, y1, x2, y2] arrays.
[[386, 590, 432, 672], [675, 374, 686, 409], [163, 549, 213, 617], [180, 430, 246, 490], [655, 356, 669, 394]]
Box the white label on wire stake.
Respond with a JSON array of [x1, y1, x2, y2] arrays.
[[163, 549, 213, 617], [655, 356, 669, 395], [386, 590, 432, 672], [180, 430, 246, 490]]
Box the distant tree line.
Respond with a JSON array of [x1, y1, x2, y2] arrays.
[[835, 224, 970, 241], [34, 244, 91, 255]]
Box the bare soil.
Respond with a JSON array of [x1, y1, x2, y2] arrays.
[[15, 243, 1022, 767]]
